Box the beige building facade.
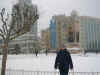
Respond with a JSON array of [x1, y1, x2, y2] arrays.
[[40, 28, 50, 49], [54, 11, 80, 49]]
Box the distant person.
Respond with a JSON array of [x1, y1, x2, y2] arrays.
[[45, 48, 48, 55], [54, 48, 73, 75], [35, 49, 38, 56]]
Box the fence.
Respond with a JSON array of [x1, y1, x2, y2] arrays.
[[3, 69, 100, 75]]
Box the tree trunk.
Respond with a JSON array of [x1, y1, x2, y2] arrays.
[[1, 42, 8, 75]]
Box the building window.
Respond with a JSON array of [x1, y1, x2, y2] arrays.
[[76, 32, 79, 42], [68, 32, 74, 42]]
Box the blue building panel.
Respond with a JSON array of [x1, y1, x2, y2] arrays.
[[50, 17, 56, 49]]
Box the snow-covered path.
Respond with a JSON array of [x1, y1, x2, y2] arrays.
[[0, 53, 100, 72]]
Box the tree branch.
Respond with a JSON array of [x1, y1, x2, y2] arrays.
[[0, 33, 5, 40], [0, 8, 9, 36], [0, 28, 3, 34], [4, 13, 9, 34], [2, 25, 7, 36]]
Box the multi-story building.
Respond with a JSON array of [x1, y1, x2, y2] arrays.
[[40, 30, 46, 49], [50, 11, 80, 49], [49, 11, 100, 52], [80, 16, 100, 52], [40, 28, 50, 50], [55, 15, 68, 49]]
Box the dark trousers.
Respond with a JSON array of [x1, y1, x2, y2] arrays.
[[60, 72, 68, 75], [60, 70, 68, 75]]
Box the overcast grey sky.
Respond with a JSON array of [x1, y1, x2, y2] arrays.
[[0, 0, 99, 32]]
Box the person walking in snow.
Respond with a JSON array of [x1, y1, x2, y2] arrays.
[[35, 49, 38, 56], [45, 48, 48, 55], [54, 48, 73, 75]]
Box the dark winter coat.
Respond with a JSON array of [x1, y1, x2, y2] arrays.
[[54, 49, 73, 72]]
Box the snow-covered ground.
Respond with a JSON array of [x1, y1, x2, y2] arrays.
[[0, 53, 100, 72]]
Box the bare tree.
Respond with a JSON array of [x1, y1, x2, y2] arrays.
[[0, 6, 39, 75], [0, 8, 13, 75]]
